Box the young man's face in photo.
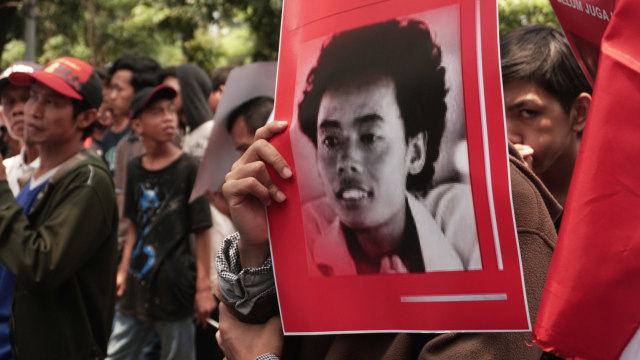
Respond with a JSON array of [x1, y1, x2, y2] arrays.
[[315, 75, 414, 230], [109, 69, 135, 118], [135, 98, 178, 143], [504, 80, 579, 175], [1, 83, 31, 141], [24, 82, 76, 146]]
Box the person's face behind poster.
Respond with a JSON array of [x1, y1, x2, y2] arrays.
[[268, 0, 529, 333]]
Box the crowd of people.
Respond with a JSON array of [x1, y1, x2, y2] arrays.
[[0, 20, 595, 360]]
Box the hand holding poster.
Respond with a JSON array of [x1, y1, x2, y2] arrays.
[[267, 0, 530, 333]]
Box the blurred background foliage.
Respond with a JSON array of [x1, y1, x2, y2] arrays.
[[1, 0, 557, 71], [0, 0, 281, 71], [498, 0, 559, 35]]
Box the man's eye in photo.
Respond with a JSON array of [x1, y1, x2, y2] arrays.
[[360, 133, 377, 145], [322, 136, 340, 149]]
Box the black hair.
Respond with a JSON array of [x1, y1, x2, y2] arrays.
[[158, 66, 177, 83], [500, 24, 592, 114], [226, 97, 274, 134], [210, 66, 235, 91], [96, 67, 110, 80], [72, 99, 96, 140], [298, 19, 447, 194], [109, 56, 161, 92]]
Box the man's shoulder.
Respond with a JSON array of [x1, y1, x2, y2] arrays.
[[420, 184, 480, 270], [115, 132, 135, 152], [50, 150, 113, 190], [102, 125, 132, 150], [178, 151, 200, 165], [423, 183, 473, 213], [127, 154, 144, 169], [172, 152, 201, 175]]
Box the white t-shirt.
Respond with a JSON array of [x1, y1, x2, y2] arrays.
[[2, 148, 40, 196], [182, 120, 214, 161]]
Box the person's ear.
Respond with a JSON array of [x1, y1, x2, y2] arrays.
[[76, 108, 97, 131], [406, 132, 427, 175], [570, 92, 591, 133], [131, 118, 142, 134]]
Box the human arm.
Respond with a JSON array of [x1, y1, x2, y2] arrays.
[[214, 121, 290, 359], [0, 164, 117, 292], [216, 232, 277, 320], [116, 220, 136, 299], [116, 194, 124, 211], [216, 302, 283, 360], [215, 120, 290, 318], [116, 160, 138, 298], [194, 227, 216, 328], [221, 120, 291, 269]]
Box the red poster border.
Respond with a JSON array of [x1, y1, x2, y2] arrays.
[[267, 0, 528, 333]]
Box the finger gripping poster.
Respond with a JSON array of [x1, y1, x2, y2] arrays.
[[267, 0, 529, 333]]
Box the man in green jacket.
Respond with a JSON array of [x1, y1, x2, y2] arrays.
[[0, 56, 118, 359]]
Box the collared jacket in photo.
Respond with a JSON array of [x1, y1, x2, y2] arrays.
[[303, 184, 479, 276], [0, 150, 118, 360]]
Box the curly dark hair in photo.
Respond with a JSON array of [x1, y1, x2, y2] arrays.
[[298, 19, 448, 195]]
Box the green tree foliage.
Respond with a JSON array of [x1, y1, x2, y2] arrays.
[[0, 0, 282, 70], [498, 0, 559, 35], [2, 1, 560, 70], [211, 0, 282, 61], [0, 39, 25, 70]]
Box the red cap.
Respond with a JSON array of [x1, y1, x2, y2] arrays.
[[8, 56, 102, 109]]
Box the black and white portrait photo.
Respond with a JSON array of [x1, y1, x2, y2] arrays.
[[289, 5, 480, 277]]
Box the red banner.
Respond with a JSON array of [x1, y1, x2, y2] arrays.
[[533, 0, 640, 358], [550, 0, 616, 84]]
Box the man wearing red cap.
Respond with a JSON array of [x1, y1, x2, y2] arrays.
[[0, 61, 42, 195], [0, 57, 118, 359], [0, 60, 41, 360]]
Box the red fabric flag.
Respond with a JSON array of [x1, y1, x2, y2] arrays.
[[533, 0, 640, 358]]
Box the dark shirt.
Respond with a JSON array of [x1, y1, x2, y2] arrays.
[[120, 153, 212, 321], [102, 124, 132, 172]]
